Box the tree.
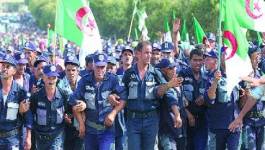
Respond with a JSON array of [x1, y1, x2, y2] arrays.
[[28, 0, 219, 41]]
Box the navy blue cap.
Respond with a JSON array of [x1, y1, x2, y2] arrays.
[[0, 51, 5, 61], [152, 43, 161, 51], [156, 58, 176, 69], [14, 52, 28, 64], [204, 50, 218, 59], [34, 55, 49, 67], [122, 45, 134, 54], [248, 44, 261, 56], [206, 32, 216, 42], [93, 53, 108, 66], [43, 64, 59, 77], [24, 41, 36, 51], [85, 54, 94, 63], [115, 45, 124, 52], [161, 42, 174, 53], [64, 55, 80, 66], [107, 56, 117, 65], [2, 54, 17, 66]]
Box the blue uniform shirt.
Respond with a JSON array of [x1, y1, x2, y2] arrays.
[[30, 87, 68, 135], [244, 69, 265, 126], [204, 70, 240, 130], [179, 67, 208, 127], [29, 75, 44, 93], [70, 72, 127, 134], [122, 64, 171, 112], [0, 81, 32, 131]]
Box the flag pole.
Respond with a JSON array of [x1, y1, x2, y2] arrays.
[[47, 23, 51, 47], [217, 0, 223, 70], [127, 0, 138, 42]]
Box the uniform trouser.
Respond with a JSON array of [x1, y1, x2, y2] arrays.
[[115, 111, 127, 150], [241, 125, 265, 150], [187, 126, 208, 150], [115, 134, 127, 150], [159, 133, 186, 150], [84, 130, 115, 150], [211, 129, 240, 150], [35, 131, 64, 150], [127, 115, 159, 150], [64, 126, 84, 150], [0, 134, 19, 150]]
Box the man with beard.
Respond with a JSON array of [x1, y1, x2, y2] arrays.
[[178, 49, 208, 150]]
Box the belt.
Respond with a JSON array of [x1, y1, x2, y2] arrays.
[[86, 121, 105, 130], [36, 131, 63, 141], [0, 128, 19, 138], [247, 111, 264, 118], [127, 110, 158, 118]]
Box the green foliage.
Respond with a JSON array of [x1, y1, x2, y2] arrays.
[[28, 0, 219, 40], [28, 0, 56, 29]]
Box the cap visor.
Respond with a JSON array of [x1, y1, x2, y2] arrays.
[[45, 72, 59, 77], [95, 62, 107, 66]]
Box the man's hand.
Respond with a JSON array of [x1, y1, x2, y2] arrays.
[[187, 113, 195, 127], [195, 96, 204, 106], [64, 114, 72, 124], [173, 114, 182, 128], [31, 85, 39, 93], [173, 19, 181, 34], [104, 112, 116, 127], [73, 100, 86, 112], [228, 117, 243, 133], [78, 122, 85, 138], [214, 70, 222, 82], [108, 94, 120, 106], [24, 135, 31, 150], [19, 100, 30, 114], [168, 76, 183, 88]]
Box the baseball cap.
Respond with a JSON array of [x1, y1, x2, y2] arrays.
[[43, 64, 59, 77], [14, 52, 28, 64], [161, 42, 174, 53], [156, 58, 177, 69], [93, 53, 108, 66]]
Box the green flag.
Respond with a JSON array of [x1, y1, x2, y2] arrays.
[[224, 0, 265, 32], [55, 0, 102, 67], [164, 16, 172, 42], [222, 0, 252, 95], [134, 28, 139, 41], [181, 19, 189, 42], [257, 32, 263, 45], [193, 16, 206, 44]]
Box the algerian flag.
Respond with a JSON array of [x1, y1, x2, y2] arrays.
[[181, 19, 189, 42], [163, 16, 172, 42], [222, 0, 252, 94], [257, 32, 263, 45], [224, 0, 265, 32], [193, 16, 206, 44], [134, 28, 139, 41], [55, 0, 102, 67], [137, 8, 149, 41]]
